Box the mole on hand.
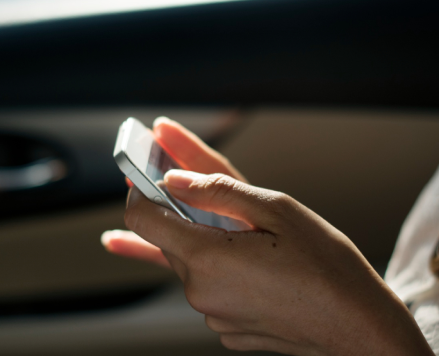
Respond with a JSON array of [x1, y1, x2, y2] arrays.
[[228, 238, 233, 242], [272, 243, 277, 248]]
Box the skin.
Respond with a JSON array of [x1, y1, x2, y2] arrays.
[[101, 117, 434, 355]]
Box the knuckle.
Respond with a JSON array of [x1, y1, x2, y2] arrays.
[[275, 192, 294, 210], [220, 334, 246, 351], [183, 264, 222, 314], [206, 317, 237, 334], [205, 315, 221, 332], [200, 173, 237, 203], [265, 192, 294, 220], [184, 284, 209, 315]]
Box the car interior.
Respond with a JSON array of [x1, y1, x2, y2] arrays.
[[1, 0, 438, 355]]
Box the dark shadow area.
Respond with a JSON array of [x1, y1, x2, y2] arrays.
[[1, 0, 438, 108]]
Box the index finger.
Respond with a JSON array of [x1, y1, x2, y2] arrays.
[[124, 186, 225, 259], [153, 117, 247, 182]]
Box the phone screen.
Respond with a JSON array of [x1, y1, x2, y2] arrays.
[[145, 140, 247, 231]]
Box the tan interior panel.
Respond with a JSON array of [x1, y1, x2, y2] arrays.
[[0, 202, 175, 299], [219, 108, 439, 264], [1, 107, 438, 299]]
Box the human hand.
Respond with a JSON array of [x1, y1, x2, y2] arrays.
[[102, 118, 433, 355], [101, 117, 247, 267], [120, 171, 432, 355]]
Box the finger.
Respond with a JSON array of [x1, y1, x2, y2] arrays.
[[205, 315, 245, 334], [125, 177, 134, 188], [125, 186, 225, 259], [219, 333, 299, 354], [152, 117, 247, 182], [164, 170, 292, 232], [101, 230, 171, 268]]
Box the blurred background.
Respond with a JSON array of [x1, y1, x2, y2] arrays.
[[0, 0, 439, 355]]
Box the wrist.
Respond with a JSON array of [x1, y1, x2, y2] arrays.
[[327, 275, 434, 356]]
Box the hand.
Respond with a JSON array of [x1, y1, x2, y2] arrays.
[[101, 117, 247, 267], [102, 118, 433, 355]]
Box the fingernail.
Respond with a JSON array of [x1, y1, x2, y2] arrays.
[[153, 116, 172, 128], [101, 230, 113, 246], [101, 229, 124, 246], [164, 170, 204, 189]]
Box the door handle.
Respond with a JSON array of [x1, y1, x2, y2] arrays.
[[0, 157, 67, 191]]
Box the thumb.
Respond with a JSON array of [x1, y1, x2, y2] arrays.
[[164, 170, 292, 232]]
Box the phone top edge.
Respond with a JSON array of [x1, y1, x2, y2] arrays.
[[114, 118, 146, 155], [114, 117, 151, 174], [113, 122, 126, 158], [114, 151, 135, 177], [114, 120, 135, 176]]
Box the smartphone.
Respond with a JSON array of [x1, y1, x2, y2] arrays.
[[113, 117, 247, 231]]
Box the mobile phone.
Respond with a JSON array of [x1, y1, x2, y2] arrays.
[[113, 117, 247, 231]]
